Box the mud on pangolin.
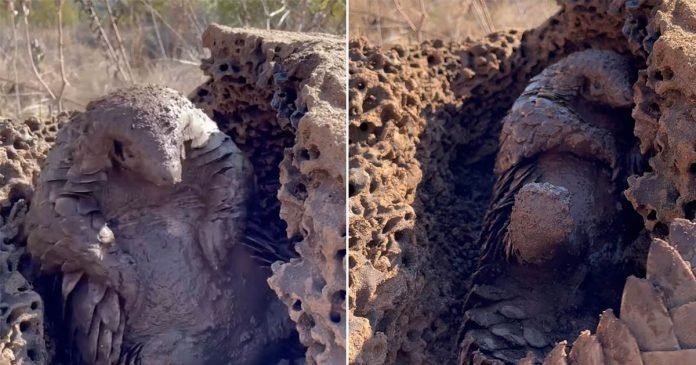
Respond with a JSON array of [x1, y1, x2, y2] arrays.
[[24, 85, 296, 365], [458, 49, 646, 364]]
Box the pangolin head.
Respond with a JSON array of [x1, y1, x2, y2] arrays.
[[575, 49, 636, 108], [75, 85, 217, 186]]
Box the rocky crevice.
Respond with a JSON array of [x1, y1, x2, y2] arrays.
[[349, 0, 695, 364]]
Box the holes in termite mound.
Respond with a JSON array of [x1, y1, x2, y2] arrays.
[[647, 209, 657, 221], [654, 222, 670, 236], [298, 312, 315, 329], [286, 180, 308, 201], [218, 63, 241, 73], [112, 140, 124, 160], [329, 290, 345, 324], [684, 200, 696, 220], [662, 67, 674, 81], [5, 183, 30, 210], [12, 139, 27, 150], [394, 229, 412, 246], [369, 178, 379, 194], [355, 79, 367, 90], [349, 121, 380, 144], [221, 75, 247, 84], [652, 67, 674, 82], [336, 249, 346, 261], [329, 312, 341, 323], [299, 145, 320, 162], [689, 162, 696, 175], [16, 283, 29, 293], [382, 217, 402, 234], [5, 307, 24, 325]]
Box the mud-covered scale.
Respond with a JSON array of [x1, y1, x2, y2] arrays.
[[24, 85, 293, 365], [459, 50, 644, 364]]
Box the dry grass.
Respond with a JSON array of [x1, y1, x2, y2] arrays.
[[349, 0, 559, 46], [0, 27, 206, 118], [0, 0, 346, 120], [1, 1, 205, 119]]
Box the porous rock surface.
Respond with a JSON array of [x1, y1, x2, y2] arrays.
[[350, 0, 630, 363], [540, 0, 696, 364], [349, 0, 695, 364], [0, 115, 65, 365], [190, 25, 346, 364]]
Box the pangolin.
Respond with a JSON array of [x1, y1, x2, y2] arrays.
[[477, 49, 638, 271], [458, 49, 642, 364], [25, 85, 292, 364]]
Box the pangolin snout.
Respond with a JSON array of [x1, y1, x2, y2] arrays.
[[149, 160, 182, 186]]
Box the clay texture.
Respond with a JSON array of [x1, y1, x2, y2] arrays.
[[624, 0, 696, 234], [190, 26, 346, 364]]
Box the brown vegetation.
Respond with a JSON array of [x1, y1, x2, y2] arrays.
[[0, 0, 346, 119], [349, 0, 558, 46]]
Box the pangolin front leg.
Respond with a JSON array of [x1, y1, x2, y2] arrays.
[[188, 131, 253, 270], [27, 156, 137, 365], [38, 208, 132, 365]]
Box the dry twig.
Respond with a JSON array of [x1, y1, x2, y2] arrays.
[[149, 5, 168, 58], [21, 1, 56, 101], [261, 0, 287, 30], [239, 0, 251, 27], [185, 0, 203, 40], [103, 0, 135, 80], [392, 0, 429, 43], [77, 0, 132, 82], [0, 75, 85, 108], [56, 0, 69, 112], [140, 0, 198, 57], [5, 0, 22, 115], [470, 0, 495, 33]]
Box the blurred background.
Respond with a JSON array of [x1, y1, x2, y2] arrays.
[[350, 0, 558, 45], [0, 0, 346, 119]]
